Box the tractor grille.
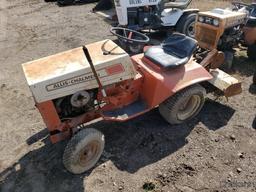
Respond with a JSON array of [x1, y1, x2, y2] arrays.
[[197, 25, 218, 49]]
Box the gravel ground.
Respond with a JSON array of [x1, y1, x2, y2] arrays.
[[0, 0, 255, 192]]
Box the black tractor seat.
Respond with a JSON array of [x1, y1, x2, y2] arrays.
[[144, 33, 198, 70], [246, 16, 256, 27]]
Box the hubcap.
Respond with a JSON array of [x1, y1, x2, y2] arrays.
[[177, 95, 201, 121], [78, 141, 101, 166]]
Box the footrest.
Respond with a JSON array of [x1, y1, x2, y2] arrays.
[[102, 100, 149, 121]]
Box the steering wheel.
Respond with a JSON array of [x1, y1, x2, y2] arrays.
[[110, 27, 150, 54], [110, 27, 150, 44]]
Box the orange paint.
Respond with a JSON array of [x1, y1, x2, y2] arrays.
[[36, 101, 61, 132], [36, 53, 213, 143], [132, 54, 213, 107], [105, 63, 125, 75]]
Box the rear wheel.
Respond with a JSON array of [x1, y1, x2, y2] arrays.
[[247, 44, 256, 61], [176, 13, 197, 38], [63, 128, 105, 174], [159, 84, 206, 124]]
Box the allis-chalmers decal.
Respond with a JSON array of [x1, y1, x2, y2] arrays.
[[46, 64, 124, 92]]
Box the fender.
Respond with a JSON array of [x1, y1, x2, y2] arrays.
[[183, 9, 200, 14], [174, 9, 199, 28], [161, 9, 199, 26], [132, 55, 212, 108]]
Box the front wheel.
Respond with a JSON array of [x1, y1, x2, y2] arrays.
[[63, 128, 105, 174], [176, 13, 197, 38], [159, 84, 206, 124]]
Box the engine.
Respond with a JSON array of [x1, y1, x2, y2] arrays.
[[54, 89, 97, 119], [218, 25, 244, 50], [127, 6, 161, 28], [22, 40, 137, 110]]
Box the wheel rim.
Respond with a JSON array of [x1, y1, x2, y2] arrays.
[[78, 141, 101, 167], [177, 95, 201, 121], [186, 21, 195, 38]]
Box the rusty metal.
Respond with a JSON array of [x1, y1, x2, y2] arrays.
[[223, 82, 242, 97], [208, 69, 242, 98], [199, 49, 218, 68], [211, 51, 225, 69], [199, 49, 225, 69]]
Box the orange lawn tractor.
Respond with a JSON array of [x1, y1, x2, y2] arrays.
[[195, 2, 256, 64], [22, 28, 241, 174]]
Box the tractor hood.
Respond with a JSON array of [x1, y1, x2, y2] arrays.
[[22, 40, 136, 103]]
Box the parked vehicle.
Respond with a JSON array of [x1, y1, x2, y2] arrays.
[[22, 25, 241, 174], [195, 2, 256, 69], [113, 0, 198, 38]]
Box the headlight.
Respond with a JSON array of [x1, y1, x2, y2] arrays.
[[213, 19, 219, 26], [198, 16, 204, 22]]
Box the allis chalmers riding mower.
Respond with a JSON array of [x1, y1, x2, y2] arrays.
[[22, 26, 241, 174], [195, 2, 256, 61], [112, 0, 198, 38]]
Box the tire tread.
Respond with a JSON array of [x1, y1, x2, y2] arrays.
[[159, 84, 206, 124], [63, 128, 104, 174]]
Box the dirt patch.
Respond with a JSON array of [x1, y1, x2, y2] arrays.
[[0, 0, 255, 192]]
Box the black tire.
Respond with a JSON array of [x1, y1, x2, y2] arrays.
[[63, 128, 105, 174], [93, 0, 113, 11], [159, 84, 206, 125], [57, 0, 74, 6], [176, 13, 197, 38], [247, 44, 256, 61]]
